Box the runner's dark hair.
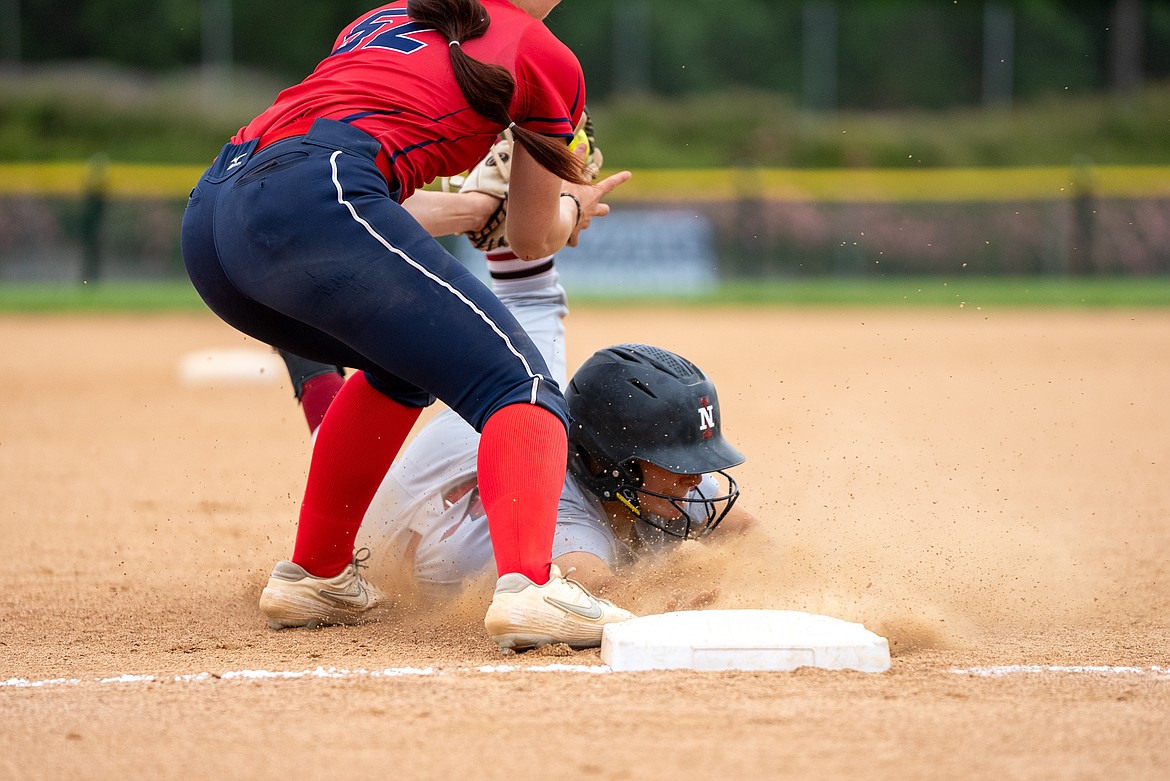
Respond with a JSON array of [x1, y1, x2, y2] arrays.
[[407, 0, 588, 185]]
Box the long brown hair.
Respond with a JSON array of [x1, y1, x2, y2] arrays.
[[407, 0, 588, 185]]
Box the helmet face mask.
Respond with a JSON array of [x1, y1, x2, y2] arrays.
[[566, 343, 745, 540], [614, 468, 741, 539]]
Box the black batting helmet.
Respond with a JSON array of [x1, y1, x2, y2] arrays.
[[566, 343, 744, 538]]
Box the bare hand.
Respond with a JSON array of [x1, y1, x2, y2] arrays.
[[561, 146, 631, 247], [463, 190, 503, 225]]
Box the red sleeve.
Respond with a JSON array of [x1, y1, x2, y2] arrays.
[[511, 25, 585, 141]]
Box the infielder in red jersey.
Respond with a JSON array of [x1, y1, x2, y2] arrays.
[[236, 1, 585, 200], [180, 0, 632, 651]]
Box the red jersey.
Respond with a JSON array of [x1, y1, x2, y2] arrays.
[[234, 0, 584, 200]]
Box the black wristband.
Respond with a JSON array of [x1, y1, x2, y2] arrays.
[[560, 192, 582, 229]]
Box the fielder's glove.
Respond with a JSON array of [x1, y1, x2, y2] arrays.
[[459, 130, 514, 251], [459, 108, 603, 251]]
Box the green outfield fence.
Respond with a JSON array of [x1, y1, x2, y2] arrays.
[[1, 162, 1168, 283]]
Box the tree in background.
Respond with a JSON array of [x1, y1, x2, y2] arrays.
[[3, 0, 1169, 110]]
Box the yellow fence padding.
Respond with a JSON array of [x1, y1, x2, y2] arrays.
[[1, 162, 1168, 202]]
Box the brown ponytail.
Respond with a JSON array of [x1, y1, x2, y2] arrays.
[[407, 0, 588, 185]]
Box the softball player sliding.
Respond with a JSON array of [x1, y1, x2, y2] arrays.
[[283, 256, 755, 609], [354, 270, 756, 605], [181, 0, 632, 651]]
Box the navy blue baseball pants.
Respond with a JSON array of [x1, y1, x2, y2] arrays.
[[181, 118, 567, 432]]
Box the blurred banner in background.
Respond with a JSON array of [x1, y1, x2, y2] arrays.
[[2, 163, 1167, 285]]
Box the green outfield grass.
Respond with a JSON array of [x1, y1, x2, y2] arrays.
[[1, 277, 1167, 313], [0, 281, 206, 312]]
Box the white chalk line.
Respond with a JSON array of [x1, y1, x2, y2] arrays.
[[6, 664, 1170, 689], [0, 664, 610, 689], [952, 665, 1170, 679]]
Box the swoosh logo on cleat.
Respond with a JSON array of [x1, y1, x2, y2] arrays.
[[319, 582, 369, 608], [544, 595, 604, 621]]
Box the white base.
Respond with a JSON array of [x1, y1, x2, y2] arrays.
[[177, 348, 284, 385], [600, 609, 890, 673]]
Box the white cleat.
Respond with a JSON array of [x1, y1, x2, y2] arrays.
[[259, 549, 380, 630], [484, 564, 635, 650]]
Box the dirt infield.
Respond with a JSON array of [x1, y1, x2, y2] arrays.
[[2, 306, 1168, 780]]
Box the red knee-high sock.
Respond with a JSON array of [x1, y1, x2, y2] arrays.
[[292, 372, 421, 577], [300, 372, 346, 436], [477, 403, 567, 583]]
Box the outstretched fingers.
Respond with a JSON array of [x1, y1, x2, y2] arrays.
[[565, 169, 632, 246], [593, 169, 632, 196]]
